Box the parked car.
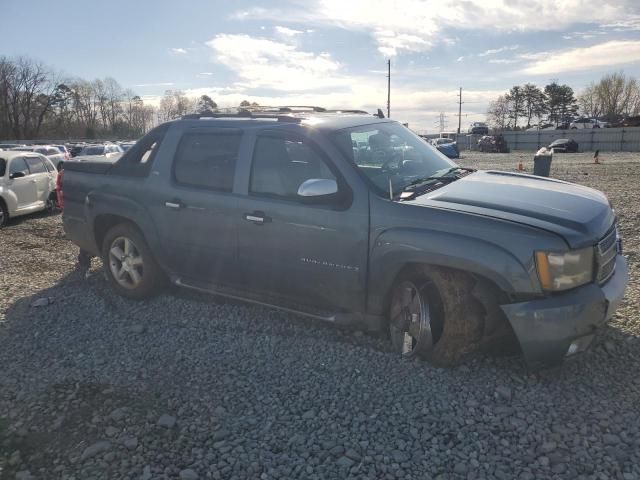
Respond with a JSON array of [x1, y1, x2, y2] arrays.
[[526, 124, 554, 131], [76, 144, 123, 160], [570, 118, 608, 129], [0, 151, 58, 227], [468, 122, 489, 135], [69, 144, 86, 157], [120, 142, 136, 152], [60, 109, 628, 369], [0, 143, 25, 149], [609, 116, 640, 128], [11, 145, 65, 169], [477, 135, 509, 153], [53, 145, 71, 161], [549, 138, 579, 153], [430, 138, 460, 159]]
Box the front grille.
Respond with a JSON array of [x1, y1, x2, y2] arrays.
[[596, 226, 618, 284]]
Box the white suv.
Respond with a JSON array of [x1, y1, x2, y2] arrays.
[[0, 151, 58, 227], [570, 118, 608, 129]]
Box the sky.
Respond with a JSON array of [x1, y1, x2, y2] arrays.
[[3, 0, 640, 132]]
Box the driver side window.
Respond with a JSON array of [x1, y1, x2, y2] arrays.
[[250, 135, 336, 200], [9, 157, 29, 177]]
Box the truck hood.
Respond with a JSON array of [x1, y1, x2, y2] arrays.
[[406, 170, 615, 248]]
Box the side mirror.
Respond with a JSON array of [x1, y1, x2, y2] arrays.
[[9, 171, 25, 179], [297, 178, 339, 202]]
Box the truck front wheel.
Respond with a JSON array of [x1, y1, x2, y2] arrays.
[[101, 223, 164, 299], [388, 266, 484, 366]]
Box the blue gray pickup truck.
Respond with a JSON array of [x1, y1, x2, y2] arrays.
[[61, 108, 628, 368]]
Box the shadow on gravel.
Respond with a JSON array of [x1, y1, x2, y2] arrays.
[[2, 259, 638, 383]]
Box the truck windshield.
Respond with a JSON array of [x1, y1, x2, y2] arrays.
[[334, 122, 456, 198]]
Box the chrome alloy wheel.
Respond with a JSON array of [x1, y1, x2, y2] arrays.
[[108, 236, 144, 289]]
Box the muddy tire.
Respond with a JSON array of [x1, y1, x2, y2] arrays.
[[388, 266, 485, 366], [101, 223, 164, 299]]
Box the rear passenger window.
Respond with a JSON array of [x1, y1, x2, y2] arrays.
[[173, 132, 241, 192], [25, 157, 46, 174]]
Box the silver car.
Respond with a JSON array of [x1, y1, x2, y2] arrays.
[[0, 151, 58, 227]]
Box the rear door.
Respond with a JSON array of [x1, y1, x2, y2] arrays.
[[8, 157, 37, 209], [235, 130, 369, 313], [150, 125, 244, 286]]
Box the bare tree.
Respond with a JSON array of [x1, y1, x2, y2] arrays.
[[486, 95, 510, 130], [578, 83, 603, 119], [594, 72, 640, 121], [159, 90, 195, 121]]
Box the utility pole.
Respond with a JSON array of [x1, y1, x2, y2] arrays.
[[457, 87, 462, 134], [387, 59, 391, 119]]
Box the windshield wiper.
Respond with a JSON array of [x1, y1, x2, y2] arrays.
[[396, 167, 476, 201]]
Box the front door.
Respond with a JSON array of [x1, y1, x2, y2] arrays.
[[236, 132, 369, 314], [150, 127, 243, 286], [8, 157, 37, 209]]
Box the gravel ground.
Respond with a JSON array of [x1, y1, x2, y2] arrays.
[[0, 151, 639, 480]]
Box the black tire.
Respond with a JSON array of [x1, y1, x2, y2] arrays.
[[46, 193, 57, 214], [0, 199, 8, 228], [388, 266, 485, 366], [78, 249, 92, 269], [101, 223, 164, 299]]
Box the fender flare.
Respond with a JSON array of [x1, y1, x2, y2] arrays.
[[367, 227, 536, 315], [86, 193, 164, 261]]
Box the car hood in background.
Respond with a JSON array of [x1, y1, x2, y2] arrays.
[[406, 170, 614, 248], [71, 153, 122, 163]]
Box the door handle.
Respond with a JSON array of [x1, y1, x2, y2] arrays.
[[244, 211, 272, 224], [165, 199, 185, 209]]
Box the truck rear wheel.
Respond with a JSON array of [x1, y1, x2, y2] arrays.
[[101, 223, 164, 299], [388, 266, 484, 366]]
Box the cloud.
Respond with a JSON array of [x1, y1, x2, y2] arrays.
[[275, 26, 304, 36], [206, 34, 347, 91], [198, 72, 214, 76], [521, 40, 640, 75], [477, 45, 519, 57], [134, 82, 175, 87], [170, 48, 188, 55], [488, 58, 520, 64], [233, 0, 637, 55]]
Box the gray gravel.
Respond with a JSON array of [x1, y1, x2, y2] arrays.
[[1, 151, 639, 480]]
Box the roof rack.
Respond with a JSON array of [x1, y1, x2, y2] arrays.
[[181, 110, 301, 123], [181, 106, 385, 121]]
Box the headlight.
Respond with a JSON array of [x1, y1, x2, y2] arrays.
[[535, 247, 594, 291]]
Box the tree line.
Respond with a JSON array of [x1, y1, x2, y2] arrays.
[[0, 56, 156, 140], [487, 72, 640, 130], [0, 56, 258, 141]]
